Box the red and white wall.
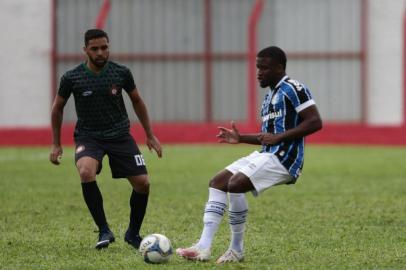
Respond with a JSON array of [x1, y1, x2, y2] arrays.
[[0, 0, 405, 145]]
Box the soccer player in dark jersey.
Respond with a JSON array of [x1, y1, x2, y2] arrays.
[[176, 46, 322, 263], [49, 29, 162, 250]]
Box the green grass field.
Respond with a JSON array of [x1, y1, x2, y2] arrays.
[[1, 144, 406, 270]]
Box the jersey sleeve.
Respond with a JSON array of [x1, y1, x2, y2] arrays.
[[57, 74, 72, 99], [123, 68, 136, 93], [284, 80, 315, 113]]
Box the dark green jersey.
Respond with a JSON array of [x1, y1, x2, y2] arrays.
[[58, 61, 136, 139]]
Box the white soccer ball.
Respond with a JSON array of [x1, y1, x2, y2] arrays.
[[139, 233, 173, 264]]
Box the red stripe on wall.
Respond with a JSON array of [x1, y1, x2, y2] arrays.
[[95, 0, 111, 29], [1, 123, 405, 146]]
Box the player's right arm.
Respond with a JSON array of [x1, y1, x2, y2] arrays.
[[50, 95, 67, 165]]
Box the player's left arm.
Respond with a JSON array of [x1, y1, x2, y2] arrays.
[[128, 89, 162, 158], [260, 81, 322, 145], [259, 105, 322, 145]]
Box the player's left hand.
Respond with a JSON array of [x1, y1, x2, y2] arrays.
[[146, 135, 162, 158], [257, 133, 281, 145]]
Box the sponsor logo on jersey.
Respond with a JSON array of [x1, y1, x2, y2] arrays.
[[82, 91, 93, 96], [262, 110, 282, 122]]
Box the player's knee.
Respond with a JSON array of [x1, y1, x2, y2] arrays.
[[141, 180, 150, 193], [209, 177, 227, 191], [227, 174, 247, 193], [136, 178, 150, 193], [209, 177, 219, 188], [209, 177, 217, 188], [227, 181, 237, 193], [209, 170, 233, 191], [78, 167, 96, 181]]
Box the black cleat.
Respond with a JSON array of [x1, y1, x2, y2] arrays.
[[124, 229, 142, 249], [95, 230, 115, 250]]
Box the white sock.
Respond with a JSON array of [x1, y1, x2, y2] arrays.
[[197, 188, 227, 249], [228, 193, 248, 253]]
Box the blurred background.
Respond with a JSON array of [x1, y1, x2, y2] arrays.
[[0, 0, 405, 145]]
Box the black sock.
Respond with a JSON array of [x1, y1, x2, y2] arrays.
[[129, 190, 149, 235], [81, 181, 109, 232]]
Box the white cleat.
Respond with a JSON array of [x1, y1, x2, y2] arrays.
[[216, 249, 244, 264], [176, 244, 211, 261]]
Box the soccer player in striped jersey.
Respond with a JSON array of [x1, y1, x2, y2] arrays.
[[49, 29, 162, 250], [176, 46, 322, 263]]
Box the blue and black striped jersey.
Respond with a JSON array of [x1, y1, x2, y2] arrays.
[[260, 75, 315, 178]]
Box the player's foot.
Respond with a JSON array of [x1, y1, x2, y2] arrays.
[[95, 230, 115, 250], [124, 229, 143, 249], [176, 244, 211, 261], [216, 249, 244, 264]]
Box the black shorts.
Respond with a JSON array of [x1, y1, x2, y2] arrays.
[[74, 134, 148, 178]]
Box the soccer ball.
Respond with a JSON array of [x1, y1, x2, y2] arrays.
[[139, 233, 173, 264]]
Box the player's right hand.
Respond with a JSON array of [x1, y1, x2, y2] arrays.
[[217, 121, 240, 144], [50, 145, 63, 165]]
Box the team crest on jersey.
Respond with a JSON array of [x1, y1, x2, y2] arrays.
[[76, 145, 85, 153], [109, 84, 122, 96], [287, 79, 303, 91]]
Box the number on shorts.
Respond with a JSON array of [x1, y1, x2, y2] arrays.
[[134, 154, 146, 166]]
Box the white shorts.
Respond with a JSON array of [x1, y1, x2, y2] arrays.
[[225, 151, 295, 196]]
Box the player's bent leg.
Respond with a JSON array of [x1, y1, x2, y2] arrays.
[[214, 173, 250, 262], [219, 192, 248, 263], [177, 185, 228, 261], [178, 171, 232, 261], [76, 157, 113, 249], [125, 175, 149, 249]]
